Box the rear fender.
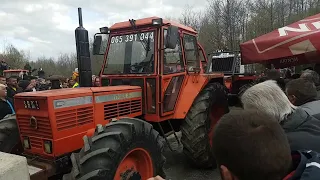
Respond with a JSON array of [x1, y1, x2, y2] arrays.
[[173, 75, 223, 119]]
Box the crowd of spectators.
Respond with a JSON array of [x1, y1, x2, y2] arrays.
[[0, 68, 100, 119], [149, 65, 320, 180]]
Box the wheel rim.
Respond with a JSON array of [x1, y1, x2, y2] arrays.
[[115, 148, 153, 180], [208, 104, 227, 147]]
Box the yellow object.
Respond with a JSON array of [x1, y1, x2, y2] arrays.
[[72, 82, 79, 88]]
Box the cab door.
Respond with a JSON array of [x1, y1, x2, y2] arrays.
[[160, 28, 186, 116], [182, 33, 201, 74]]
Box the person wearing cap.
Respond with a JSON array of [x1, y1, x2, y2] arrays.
[[18, 80, 34, 92], [72, 68, 80, 88]]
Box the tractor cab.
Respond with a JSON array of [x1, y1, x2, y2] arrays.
[[3, 69, 29, 79], [92, 17, 220, 120]]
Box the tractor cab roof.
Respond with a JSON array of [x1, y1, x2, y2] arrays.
[[110, 16, 197, 34], [15, 86, 141, 98]]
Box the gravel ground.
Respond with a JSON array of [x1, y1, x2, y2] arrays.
[[163, 132, 221, 180], [162, 107, 243, 180]]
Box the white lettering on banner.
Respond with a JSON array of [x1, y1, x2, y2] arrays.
[[53, 96, 93, 109], [278, 21, 320, 37], [95, 91, 142, 103], [279, 24, 310, 37], [312, 22, 320, 29]]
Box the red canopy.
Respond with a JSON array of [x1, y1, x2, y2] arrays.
[[240, 13, 320, 68]]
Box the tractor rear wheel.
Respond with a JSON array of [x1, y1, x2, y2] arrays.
[[0, 115, 22, 154], [63, 118, 166, 180], [181, 82, 229, 168]]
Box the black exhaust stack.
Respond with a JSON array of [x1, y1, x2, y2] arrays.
[[75, 7, 92, 87]]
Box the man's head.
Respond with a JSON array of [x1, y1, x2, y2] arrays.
[[286, 78, 317, 106], [68, 79, 75, 86], [6, 76, 18, 88], [300, 69, 320, 86], [18, 80, 33, 91], [241, 80, 295, 123], [212, 110, 292, 180], [266, 69, 281, 80], [0, 84, 7, 98], [0, 75, 6, 85], [30, 77, 37, 87]]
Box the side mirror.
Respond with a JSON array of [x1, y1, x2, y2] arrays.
[[93, 34, 109, 55], [166, 25, 179, 49], [93, 35, 102, 55]]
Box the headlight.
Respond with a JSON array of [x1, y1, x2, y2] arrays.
[[99, 27, 109, 34], [23, 137, 30, 149], [152, 18, 163, 26], [44, 140, 52, 154]]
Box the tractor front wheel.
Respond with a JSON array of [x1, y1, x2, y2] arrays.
[[63, 118, 166, 180], [0, 114, 22, 154], [181, 82, 229, 168]]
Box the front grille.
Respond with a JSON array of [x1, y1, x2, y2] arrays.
[[30, 137, 43, 149], [211, 57, 235, 73], [104, 99, 141, 121], [55, 106, 94, 131], [17, 115, 52, 139]]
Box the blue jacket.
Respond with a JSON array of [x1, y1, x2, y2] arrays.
[[285, 150, 320, 180]]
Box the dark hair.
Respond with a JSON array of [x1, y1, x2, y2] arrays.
[[266, 69, 280, 80], [18, 80, 31, 91], [291, 74, 301, 79], [285, 78, 317, 105], [212, 110, 291, 180]]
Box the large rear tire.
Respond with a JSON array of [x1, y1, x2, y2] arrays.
[[0, 114, 22, 154], [181, 83, 229, 168], [63, 118, 166, 180]]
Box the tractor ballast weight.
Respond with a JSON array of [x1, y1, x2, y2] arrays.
[[75, 8, 92, 87]]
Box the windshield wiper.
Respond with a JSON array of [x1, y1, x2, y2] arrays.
[[129, 19, 148, 51]]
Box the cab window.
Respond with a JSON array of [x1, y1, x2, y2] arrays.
[[183, 34, 200, 72], [163, 29, 184, 74]]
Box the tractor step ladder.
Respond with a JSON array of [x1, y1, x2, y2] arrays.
[[157, 120, 180, 151]]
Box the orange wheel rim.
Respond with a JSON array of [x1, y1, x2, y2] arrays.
[[114, 148, 153, 180]]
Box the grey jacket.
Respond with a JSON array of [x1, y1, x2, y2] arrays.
[[281, 108, 320, 152], [300, 100, 320, 119]]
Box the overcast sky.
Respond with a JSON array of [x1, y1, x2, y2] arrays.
[[0, 0, 206, 60]]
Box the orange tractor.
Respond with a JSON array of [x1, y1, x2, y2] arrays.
[[3, 8, 229, 179], [2, 69, 29, 79]]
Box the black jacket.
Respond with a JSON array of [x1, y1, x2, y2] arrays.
[[0, 98, 14, 119], [6, 86, 17, 99], [286, 150, 320, 180], [281, 108, 320, 152]]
